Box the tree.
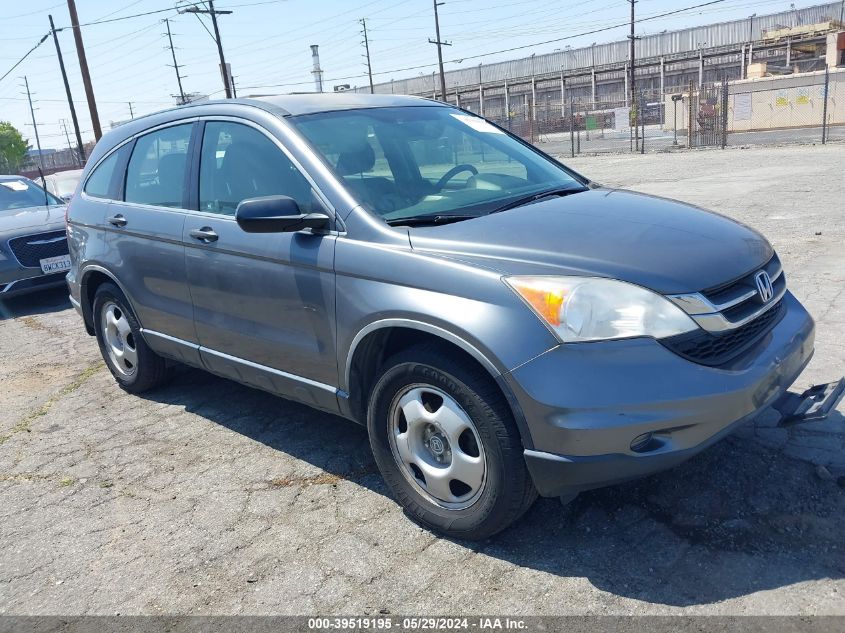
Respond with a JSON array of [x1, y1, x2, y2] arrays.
[[0, 122, 29, 174]]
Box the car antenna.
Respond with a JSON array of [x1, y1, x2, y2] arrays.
[[36, 166, 49, 207]]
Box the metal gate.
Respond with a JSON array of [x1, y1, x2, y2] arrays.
[[688, 78, 728, 148]]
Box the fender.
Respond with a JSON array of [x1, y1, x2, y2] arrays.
[[78, 263, 142, 334], [342, 317, 536, 449]]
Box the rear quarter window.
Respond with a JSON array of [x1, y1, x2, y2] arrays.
[[84, 146, 128, 199]]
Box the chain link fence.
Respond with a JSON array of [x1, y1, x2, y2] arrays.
[[464, 68, 845, 155], [475, 89, 673, 156], [721, 67, 843, 147]]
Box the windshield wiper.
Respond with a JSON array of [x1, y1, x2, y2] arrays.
[[487, 185, 588, 215], [385, 214, 478, 227]]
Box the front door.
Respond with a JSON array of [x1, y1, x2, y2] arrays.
[[183, 119, 339, 411]]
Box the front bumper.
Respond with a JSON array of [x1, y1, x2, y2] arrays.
[[0, 271, 68, 298], [506, 291, 816, 497]]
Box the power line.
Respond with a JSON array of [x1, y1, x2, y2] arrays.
[[235, 0, 730, 92], [73, 6, 179, 28], [0, 33, 50, 85], [442, 0, 730, 68], [5, 3, 65, 20], [91, 0, 146, 23]]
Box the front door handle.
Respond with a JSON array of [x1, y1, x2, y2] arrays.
[[189, 227, 219, 243], [107, 214, 127, 227]]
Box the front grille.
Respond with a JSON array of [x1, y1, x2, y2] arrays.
[[663, 253, 790, 366], [701, 253, 785, 325], [662, 299, 785, 366], [8, 230, 68, 268]]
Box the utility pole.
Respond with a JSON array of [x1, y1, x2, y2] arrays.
[[697, 41, 707, 87], [628, 0, 640, 152], [22, 76, 45, 173], [747, 13, 756, 78], [66, 0, 102, 141], [165, 19, 187, 105], [180, 1, 233, 98], [629, 0, 635, 109], [429, 0, 451, 102], [60, 119, 77, 167], [48, 14, 86, 164], [360, 18, 374, 94]]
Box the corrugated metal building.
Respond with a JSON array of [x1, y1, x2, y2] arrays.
[[354, 1, 843, 110]]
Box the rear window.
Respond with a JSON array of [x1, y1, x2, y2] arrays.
[[124, 124, 193, 208]]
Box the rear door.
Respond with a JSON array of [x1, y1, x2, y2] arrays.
[[183, 118, 339, 411], [107, 120, 200, 364]]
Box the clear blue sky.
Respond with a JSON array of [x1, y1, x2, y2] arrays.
[[0, 0, 827, 149]]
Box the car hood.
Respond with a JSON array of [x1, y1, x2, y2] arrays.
[[0, 205, 67, 234], [407, 189, 773, 294]]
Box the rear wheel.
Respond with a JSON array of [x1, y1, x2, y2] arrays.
[[93, 283, 169, 393], [368, 344, 537, 539]]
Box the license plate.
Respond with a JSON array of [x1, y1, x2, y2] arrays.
[[40, 254, 71, 275]]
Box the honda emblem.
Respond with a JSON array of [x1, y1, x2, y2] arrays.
[[755, 270, 774, 303]]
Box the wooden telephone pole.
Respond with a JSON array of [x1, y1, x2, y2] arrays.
[[429, 0, 451, 102], [165, 19, 187, 104], [180, 1, 233, 98], [360, 18, 374, 94], [48, 14, 86, 163], [66, 0, 102, 141]]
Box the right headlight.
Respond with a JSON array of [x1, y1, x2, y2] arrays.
[[504, 276, 698, 343]]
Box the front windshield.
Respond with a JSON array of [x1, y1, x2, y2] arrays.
[[0, 178, 63, 212], [291, 106, 583, 222]]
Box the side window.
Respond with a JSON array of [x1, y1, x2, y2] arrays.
[[84, 146, 126, 199], [125, 124, 192, 208], [199, 121, 315, 216]]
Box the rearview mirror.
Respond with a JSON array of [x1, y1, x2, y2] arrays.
[[235, 195, 330, 233]]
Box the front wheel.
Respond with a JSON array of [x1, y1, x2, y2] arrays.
[[368, 344, 537, 540]]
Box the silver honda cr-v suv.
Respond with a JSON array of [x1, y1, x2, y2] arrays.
[[67, 94, 837, 539]]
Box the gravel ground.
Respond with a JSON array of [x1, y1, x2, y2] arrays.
[[0, 144, 843, 616]]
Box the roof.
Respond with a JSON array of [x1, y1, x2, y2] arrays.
[[44, 169, 84, 180], [247, 92, 442, 116], [87, 93, 449, 165]]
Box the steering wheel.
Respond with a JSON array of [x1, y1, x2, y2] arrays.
[[435, 164, 478, 191]]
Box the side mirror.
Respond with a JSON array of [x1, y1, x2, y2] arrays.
[[235, 195, 331, 233]]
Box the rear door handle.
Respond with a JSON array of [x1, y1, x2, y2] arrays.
[[189, 227, 219, 243], [107, 214, 127, 227]]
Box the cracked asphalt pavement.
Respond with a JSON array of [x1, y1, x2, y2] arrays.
[[1, 144, 843, 615]]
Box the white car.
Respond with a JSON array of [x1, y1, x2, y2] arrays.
[[38, 169, 83, 203]]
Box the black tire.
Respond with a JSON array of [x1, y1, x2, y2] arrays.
[[367, 343, 537, 540], [92, 282, 169, 393]]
